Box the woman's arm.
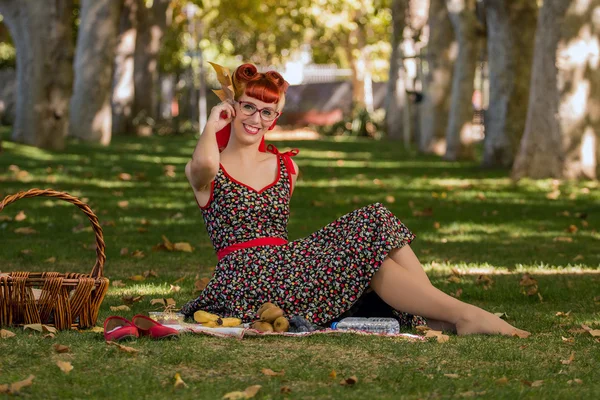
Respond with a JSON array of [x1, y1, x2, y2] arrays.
[[186, 101, 236, 190], [290, 159, 299, 195]]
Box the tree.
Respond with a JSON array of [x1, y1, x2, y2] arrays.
[[444, 0, 481, 160], [512, 0, 600, 180], [132, 0, 171, 135], [0, 0, 74, 149], [112, 0, 138, 136], [419, 0, 454, 154], [482, 0, 537, 168], [385, 0, 408, 141], [69, 0, 122, 144]]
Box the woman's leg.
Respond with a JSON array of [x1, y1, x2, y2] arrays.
[[370, 257, 530, 336], [388, 246, 456, 332]]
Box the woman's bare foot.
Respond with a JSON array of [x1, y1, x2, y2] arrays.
[[455, 306, 530, 338]]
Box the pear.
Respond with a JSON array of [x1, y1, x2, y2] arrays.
[[260, 307, 284, 323], [273, 316, 289, 333], [257, 302, 277, 317], [251, 321, 274, 333]]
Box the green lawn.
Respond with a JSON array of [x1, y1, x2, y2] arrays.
[[1, 129, 599, 399]]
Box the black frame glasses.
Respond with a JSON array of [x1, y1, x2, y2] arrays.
[[237, 101, 280, 122]]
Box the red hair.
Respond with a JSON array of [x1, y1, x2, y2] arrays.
[[233, 64, 289, 106]]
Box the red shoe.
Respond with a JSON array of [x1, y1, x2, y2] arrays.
[[104, 316, 139, 342], [132, 314, 179, 339]]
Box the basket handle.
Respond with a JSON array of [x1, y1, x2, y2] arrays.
[[0, 188, 106, 278]]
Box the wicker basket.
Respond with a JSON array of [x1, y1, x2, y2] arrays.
[[0, 189, 109, 330]]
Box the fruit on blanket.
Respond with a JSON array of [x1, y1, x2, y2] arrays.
[[273, 316, 289, 333], [252, 321, 274, 332], [221, 317, 242, 327], [260, 307, 284, 323], [194, 310, 221, 324], [202, 321, 220, 328], [257, 302, 277, 317]]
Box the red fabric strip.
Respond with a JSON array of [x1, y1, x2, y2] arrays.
[[217, 237, 288, 260]]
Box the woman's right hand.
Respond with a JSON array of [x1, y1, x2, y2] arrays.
[[207, 100, 236, 132]]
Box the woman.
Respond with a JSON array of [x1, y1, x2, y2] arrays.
[[181, 62, 529, 337]]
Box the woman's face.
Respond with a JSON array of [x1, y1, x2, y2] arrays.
[[231, 94, 280, 146]]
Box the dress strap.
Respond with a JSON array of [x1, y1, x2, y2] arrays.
[[266, 144, 299, 174]]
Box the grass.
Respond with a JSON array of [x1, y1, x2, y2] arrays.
[[1, 128, 599, 399]]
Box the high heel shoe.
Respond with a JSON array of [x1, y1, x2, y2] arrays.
[[132, 314, 179, 339], [104, 316, 139, 342]]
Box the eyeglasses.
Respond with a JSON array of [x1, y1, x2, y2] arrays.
[[237, 101, 280, 122]]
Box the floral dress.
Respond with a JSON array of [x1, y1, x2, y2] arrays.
[[181, 146, 425, 329]]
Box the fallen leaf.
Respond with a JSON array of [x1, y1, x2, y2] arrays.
[[553, 236, 573, 242], [451, 288, 463, 298], [43, 333, 55, 339], [23, 323, 43, 332], [195, 278, 211, 292], [444, 374, 460, 378], [531, 380, 544, 387], [573, 254, 584, 261], [561, 336, 575, 343], [110, 305, 131, 312], [412, 207, 433, 217], [106, 341, 139, 354], [122, 295, 144, 304], [446, 275, 461, 284], [174, 242, 194, 252], [459, 391, 487, 397], [425, 330, 449, 343], [561, 352, 575, 365], [118, 173, 132, 181], [20, 249, 32, 255], [0, 329, 16, 338], [14, 211, 26, 221], [568, 327, 587, 334], [415, 325, 431, 333], [495, 377, 509, 385], [555, 311, 572, 317], [120, 248, 129, 256], [433, 221, 441, 229], [117, 200, 129, 208], [280, 386, 292, 394], [131, 250, 145, 259], [494, 312, 508, 319], [42, 325, 57, 334], [476, 275, 493, 289], [169, 284, 181, 293], [112, 280, 125, 288], [56, 361, 73, 374], [329, 370, 337, 379], [90, 326, 104, 333], [129, 275, 145, 281], [340, 376, 359, 386], [222, 385, 262, 399], [14, 227, 37, 235], [151, 298, 166, 306], [261, 368, 285, 376], [0, 375, 35, 394], [512, 330, 531, 339], [45, 257, 56, 263], [166, 298, 176, 307], [174, 373, 188, 389], [53, 344, 70, 353], [567, 379, 583, 385]]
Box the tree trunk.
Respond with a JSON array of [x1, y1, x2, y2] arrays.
[[419, 0, 454, 154], [444, 0, 480, 160], [69, 0, 121, 145], [112, 0, 137, 135], [132, 0, 170, 135], [386, 0, 408, 141], [482, 0, 537, 168], [512, 0, 599, 180], [0, 0, 73, 150]]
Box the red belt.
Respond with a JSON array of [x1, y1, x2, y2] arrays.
[[217, 237, 288, 260]]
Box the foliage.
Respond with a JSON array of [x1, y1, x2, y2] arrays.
[[319, 107, 386, 138]]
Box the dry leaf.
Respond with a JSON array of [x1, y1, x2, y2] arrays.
[[56, 361, 73, 374], [385, 195, 395, 203], [151, 298, 166, 306], [110, 305, 131, 312], [0, 375, 35, 394], [112, 280, 125, 288], [169, 284, 181, 293], [494, 312, 508, 319], [425, 330, 449, 343], [53, 344, 70, 353], [561, 352, 575, 365], [329, 370, 337, 379], [129, 275, 145, 281], [131, 250, 145, 259], [43, 333, 56, 339], [0, 329, 16, 338], [416, 325, 431, 333], [106, 341, 139, 354], [459, 391, 487, 397], [280, 386, 292, 394], [412, 207, 433, 217], [553, 236, 573, 242], [476, 275, 493, 289], [174, 373, 188, 389], [495, 377, 509, 385], [142, 270, 158, 278], [573, 254, 584, 261], [90, 326, 104, 333], [14, 227, 37, 235], [512, 330, 531, 339], [23, 323, 43, 332], [433, 221, 441, 229], [444, 374, 460, 378], [222, 385, 262, 399], [166, 298, 176, 307], [117, 200, 129, 208], [20, 249, 32, 255], [567, 379, 583, 385], [14, 211, 26, 221], [120, 248, 129, 256], [340, 376, 358, 386], [174, 242, 194, 252], [561, 336, 575, 343], [451, 288, 463, 298], [556, 311, 572, 317], [446, 275, 461, 284], [118, 173, 132, 181], [261, 368, 285, 376], [45, 257, 56, 263], [122, 295, 143, 304]]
